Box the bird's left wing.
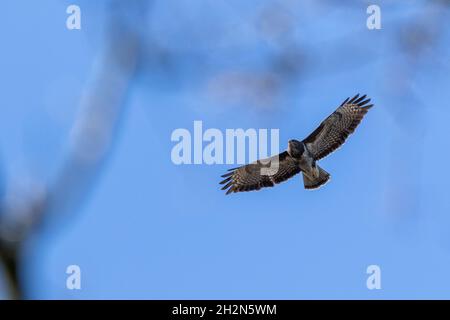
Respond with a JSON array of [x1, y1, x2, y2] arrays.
[[219, 151, 301, 195], [302, 94, 373, 161]]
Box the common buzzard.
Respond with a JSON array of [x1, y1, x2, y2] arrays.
[[220, 94, 373, 194]]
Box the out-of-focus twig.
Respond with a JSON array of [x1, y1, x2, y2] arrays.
[[383, 0, 450, 220], [0, 0, 146, 299]]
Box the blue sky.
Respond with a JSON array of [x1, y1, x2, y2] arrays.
[[1, 0, 450, 299]]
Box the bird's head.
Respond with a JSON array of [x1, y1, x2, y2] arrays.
[[287, 139, 305, 158]]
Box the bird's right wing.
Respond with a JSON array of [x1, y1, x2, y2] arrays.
[[219, 151, 301, 195]]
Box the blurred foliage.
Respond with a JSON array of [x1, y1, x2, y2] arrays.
[[1, 0, 449, 299]]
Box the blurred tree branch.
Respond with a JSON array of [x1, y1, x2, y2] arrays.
[[0, 0, 146, 299], [383, 0, 450, 220], [1, 0, 449, 299]]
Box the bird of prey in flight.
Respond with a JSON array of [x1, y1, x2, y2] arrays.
[[220, 94, 373, 194]]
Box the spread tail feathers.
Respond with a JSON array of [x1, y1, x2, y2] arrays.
[[303, 166, 330, 190]]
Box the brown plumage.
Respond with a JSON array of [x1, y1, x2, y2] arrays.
[[303, 94, 373, 160], [220, 94, 373, 194], [220, 152, 301, 195]]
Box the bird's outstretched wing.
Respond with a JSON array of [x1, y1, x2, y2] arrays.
[[219, 151, 301, 195], [302, 94, 373, 160]]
